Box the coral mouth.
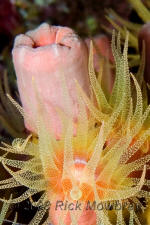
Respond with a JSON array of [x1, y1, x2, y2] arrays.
[[26, 24, 75, 49]]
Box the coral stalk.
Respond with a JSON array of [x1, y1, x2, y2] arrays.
[[12, 23, 90, 139]]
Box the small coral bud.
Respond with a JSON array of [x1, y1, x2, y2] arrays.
[[138, 22, 150, 84]]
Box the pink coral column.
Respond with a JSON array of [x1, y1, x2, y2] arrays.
[[12, 23, 90, 139]]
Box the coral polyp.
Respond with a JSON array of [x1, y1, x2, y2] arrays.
[[0, 32, 150, 224]]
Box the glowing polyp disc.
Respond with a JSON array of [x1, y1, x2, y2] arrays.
[[70, 187, 82, 200]]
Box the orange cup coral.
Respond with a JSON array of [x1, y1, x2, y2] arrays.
[[3, 26, 150, 225], [12, 23, 90, 139]]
